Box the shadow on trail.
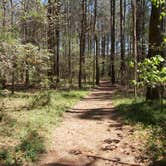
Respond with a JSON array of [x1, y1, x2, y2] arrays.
[[150, 159, 166, 166], [115, 101, 166, 126], [74, 108, 118, 120], [84, 92, 113, 101], [64, 84, 122, 122], [65, 83, 120, 121], [44, 155, 140, 166], [45, 164, 71, 166], [113, 101, 166, 165], [67, 82, 165, 166]]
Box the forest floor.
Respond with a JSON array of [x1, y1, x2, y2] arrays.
[[39, 81, 154, 166], [0, 89, 88, 166]]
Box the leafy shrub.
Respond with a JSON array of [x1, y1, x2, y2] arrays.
[[114, 98, 166, 162], [28, 91, 51, 110], [18, 130, 45, 161], [0, 148, 23, 166], [147, 126, 166, 161], [0, 100, 5, 122], [0, 130, 45, 166]]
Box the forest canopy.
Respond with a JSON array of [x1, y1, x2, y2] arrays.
[[0, 0, 165, 96]]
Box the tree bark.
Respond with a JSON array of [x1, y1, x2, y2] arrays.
[[67, 0, 72, 84], [10, 0, 15, 94], [56, 29, 60, 84], [47, 0, 60, 86], [141, 0, 146, 58], [101, 32, 106, 77], [79, 0, 86, 88], [132, 0, 138, 98], [2, 0, 6, 29], [110, 0, 116, 84], [136, 0, 142, 62], [95, 34, 100, 85], [120, 0, 126, 84], [146, 2, 163, 100]]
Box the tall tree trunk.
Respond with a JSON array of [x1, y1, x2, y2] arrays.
[[95, 34, 100, 85], [146, 1, 163, 100], [55, 1, 61, 85], [47, 0, 60, 86], [92, 39, 96, 85], [141, 0, 146, 58], [25, 62, 29, 88], [47, 0, 54, 53], [120, 0, 126, 84], [101, 32, 106, 77], [10, 0, 14, 30], [47, 0, 54, 82], [10, 0, 15, 94], [21, 1, 29, 88], [67, 0, 72, 84], [110, 0, 116, 84], [83, 0, 87, 84], [132, 0, 138, 98], [136, 0, 142, 62], [2, 0, 6, 29], [92, 0, 97, 85], [79, 0, 86, 88], [93, 0, 100, 85], [56, 29, 60, 84], [0, 1, 7, 89]]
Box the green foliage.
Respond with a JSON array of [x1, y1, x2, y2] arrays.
[[20, 0, 46, 22], [0, 41, 51, 90], [137, 55, 166, 87], [29, 91, 52, 110], [115, 99, 166, 125], [18, 130, 45, 161], [164, 37, 166, 43], [0, 148, 23, 166], [151, 0, 165, 7], [0, 89, 88, 165], [112, 96, 166, 162], [0, 130, 45, 166], [130, 55, 166, 88]]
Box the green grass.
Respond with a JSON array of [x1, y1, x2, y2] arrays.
[[0, 89, 88, 165], [112, 94, 166, 164]]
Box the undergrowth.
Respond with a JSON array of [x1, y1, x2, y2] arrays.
[[0, 130, 45, 166], [112, 95, 166, 164], [0, 89, 88, 166]]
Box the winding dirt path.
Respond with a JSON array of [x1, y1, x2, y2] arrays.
[[39, 82, 147, 166]]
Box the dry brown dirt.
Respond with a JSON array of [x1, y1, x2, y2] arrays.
[[38, 82, 148, 166]]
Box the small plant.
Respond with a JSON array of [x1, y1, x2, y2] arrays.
[[113, 95, 166, 163], [0, 99, 5, 122], [137, 55, 165, 88], [28, 91, 51, 110], [146, 126, 166, 161], [130, 55, 166, 89], [40, 78, 52, 89], [18, 130, 45, 161], [0, 90, 88, 165], [0, 130, 45, 166], [0, 148, 23, 166], [130, 55, 166, 109]]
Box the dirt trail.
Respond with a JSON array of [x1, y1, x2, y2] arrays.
[[39, 82, 147, 166]]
